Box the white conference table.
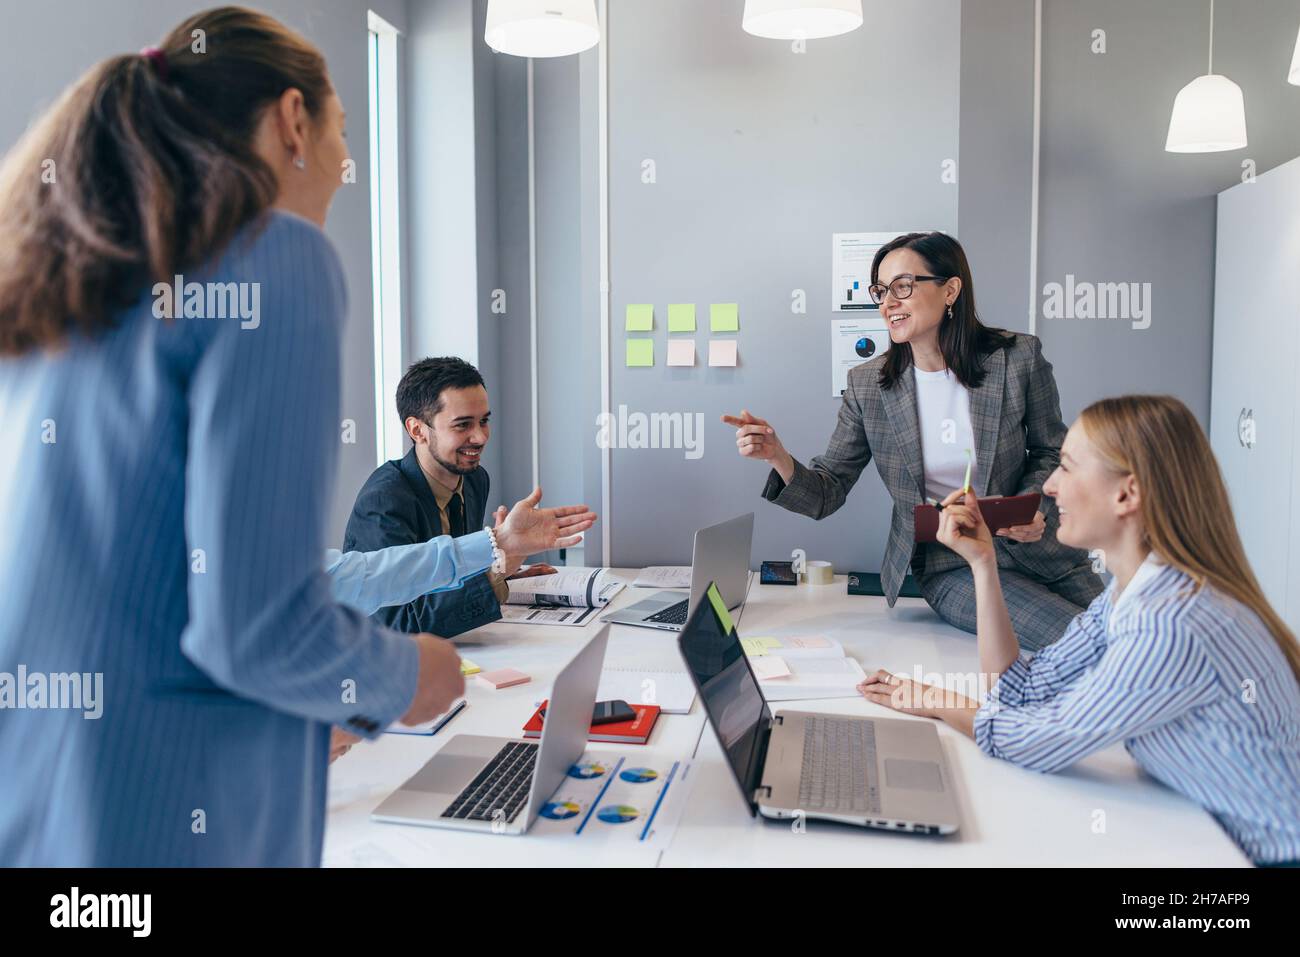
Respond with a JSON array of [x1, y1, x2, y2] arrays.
[[324, 570, 1249, 867]]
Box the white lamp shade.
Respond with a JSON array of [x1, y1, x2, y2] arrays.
[[485, 0, 599, 58], [743, 0, 863, 40], [1289, 24, 1300, 85], [1165, 74, 1248, 153]]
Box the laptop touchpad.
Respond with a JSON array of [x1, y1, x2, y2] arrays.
[[883, 758, 943, 792], [405, 754, 486, 794]]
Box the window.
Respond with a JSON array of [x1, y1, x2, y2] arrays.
[[368, 11, 404, 464]]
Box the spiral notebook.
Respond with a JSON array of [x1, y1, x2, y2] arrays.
[[596, 666, 696, 715]]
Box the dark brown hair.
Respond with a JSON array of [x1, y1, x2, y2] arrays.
[[0, 6, 330, 354], [873, 231, 1014, 390]]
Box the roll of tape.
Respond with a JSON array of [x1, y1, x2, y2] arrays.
[[804, 560, 833, 585]]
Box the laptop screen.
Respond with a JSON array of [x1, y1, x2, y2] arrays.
[[677, 581, 771, 815]]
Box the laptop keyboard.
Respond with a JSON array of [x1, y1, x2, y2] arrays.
[[442, 741, 538, 824], [797, 716, 882, 814], [646, 598, 689, 625]]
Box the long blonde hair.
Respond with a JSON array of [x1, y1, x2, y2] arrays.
[[1078, 395, 1300, 684]]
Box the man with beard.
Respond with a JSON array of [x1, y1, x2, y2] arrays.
[[345, 357, 555, 637]]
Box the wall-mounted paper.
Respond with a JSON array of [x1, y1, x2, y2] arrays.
[[625, 304, 654, 331], [667, 303, 696, 332], [708, 339, 738, 367], [666, 339, 695, 366], [626, 339, 654, 367], [709, 303, 739, 332], [830, 319, 888, 395]]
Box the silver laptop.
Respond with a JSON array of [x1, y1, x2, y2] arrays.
[[677, 583, 960, 834], [371, 626, 608, 834], [602, 512, 754, 632]]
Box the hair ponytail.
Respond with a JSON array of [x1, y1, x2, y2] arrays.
[[0, 6, 329, 354]]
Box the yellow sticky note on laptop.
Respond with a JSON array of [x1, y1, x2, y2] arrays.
[[707, 583, 735, 634], [626, 339, 654, 367], [667, 303, 696, 332], [710, 302, 739, 332], [625, 303, 654, 331]]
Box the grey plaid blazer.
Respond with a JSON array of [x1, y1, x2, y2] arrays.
[[762, 333, 1092, 605]]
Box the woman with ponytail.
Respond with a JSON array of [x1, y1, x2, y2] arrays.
[[0, 7, 482, 865], [859, 395, 1300, 866]]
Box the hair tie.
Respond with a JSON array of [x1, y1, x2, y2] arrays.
[[140, 47, 170, 81]]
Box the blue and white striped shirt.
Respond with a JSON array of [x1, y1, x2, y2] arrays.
[[975, 555, 1300, 865]]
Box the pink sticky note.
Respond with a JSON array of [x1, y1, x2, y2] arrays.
[[478, 668, 531, 689], [750, 656, 792, 680], [708, 339, 738, 367]]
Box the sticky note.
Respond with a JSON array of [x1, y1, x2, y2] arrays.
[[740, 637, 768, 657], [707, 584, 735, 634], [668, 303, 696, 332], [759, 637, 783, 649], [460, 658, 482, 676], [710, 302, 739, 332], [626, 338, 654, 367], [479, 668, 530, 689], [786, 636, 831, 649], [708, 339, 738, 367], [750, 656, 792, 681], [625, 303, 654, 331], [666, 339, 695, 367]]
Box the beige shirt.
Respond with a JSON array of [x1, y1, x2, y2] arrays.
[[426, 472, 509, 604]]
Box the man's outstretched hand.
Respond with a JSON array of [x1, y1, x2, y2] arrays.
[[494, 487, 596, 559]]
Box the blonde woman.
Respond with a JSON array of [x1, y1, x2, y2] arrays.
[[859, 395, 1300, 866]]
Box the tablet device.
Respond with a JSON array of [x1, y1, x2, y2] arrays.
[[913, 492, 1041, 544]]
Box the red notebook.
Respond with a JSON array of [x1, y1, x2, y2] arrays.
[[522, 701, 660, 745]]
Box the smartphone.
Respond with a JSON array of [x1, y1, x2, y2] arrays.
[[540, 699, 636, 725], [760, 560, 798, 585]]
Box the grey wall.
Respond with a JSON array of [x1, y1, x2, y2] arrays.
[[0, 0, 389, 547], [600, 0, 961, 569], [1034, 0, 1300, 426]]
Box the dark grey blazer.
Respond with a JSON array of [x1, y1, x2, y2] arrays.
[[763, 333, 1092, 605], [344, 447, 501, 637]]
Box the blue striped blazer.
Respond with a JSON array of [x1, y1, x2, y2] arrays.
[[0, 211, 464, 865]]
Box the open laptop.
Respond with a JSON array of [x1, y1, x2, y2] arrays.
[[371, 626, 608, 834], [677, 583, 960, 834], [602, 512, 753, 632]]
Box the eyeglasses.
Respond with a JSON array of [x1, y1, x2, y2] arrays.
[[867, 274, 949, 304]]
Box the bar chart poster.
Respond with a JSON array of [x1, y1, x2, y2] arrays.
[[831, 231, 933, 312]]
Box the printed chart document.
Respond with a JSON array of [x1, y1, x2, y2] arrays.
[[631, 566, 692, 589], [531, 751, 696, 851], [502, 567, 625, 627]]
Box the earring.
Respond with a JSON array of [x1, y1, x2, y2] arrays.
[[293, 155, 306, 170], [946, 303, 954, 319]]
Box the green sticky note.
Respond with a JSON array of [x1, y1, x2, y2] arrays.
[[626, 338, 654, 367], [625, 303, 654, 332], [740, 637, 768, 657], [707, 584, 735, 634], [710, 302, 739, 332], [760, 637, 783, 649], [668, 303, 696, 332]]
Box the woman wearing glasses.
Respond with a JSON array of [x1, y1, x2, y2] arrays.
[[724, 231, 1100, 650]]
